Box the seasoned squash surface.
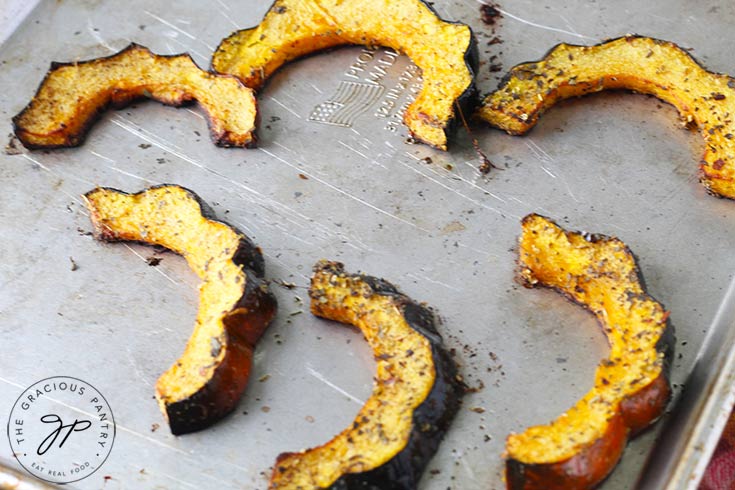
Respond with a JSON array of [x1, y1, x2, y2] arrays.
[[212, 0, 477, 149], [270, 260, 461, 489], [507, 214, 673, 490], [478, 36, 735, 198], [84, 185, 276, 435], [14, 44, 257, 149]]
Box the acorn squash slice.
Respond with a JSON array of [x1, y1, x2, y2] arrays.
[[83, 185, 277, 435], [508, 214, 674, 490], [13, 43, 257, 149], [270, 260, 461, 489], [211, 0, 478, 150], [477, 35, 735, 199]]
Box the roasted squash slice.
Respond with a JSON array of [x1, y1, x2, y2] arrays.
[[211, 0, 478, 150], [84, 185, 276, 435], [270, 260, 461, 489], [477, 35, 735, 199], [508, 214, 674, 490], [14, 44, 257, 149]]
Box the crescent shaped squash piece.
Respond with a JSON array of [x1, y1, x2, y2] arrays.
[[211, 0, 478, 150], [13, 44, 258, 149], [509, 214, 674, 490], [270, 260, 462, 489], [83, 185, 277, 435], [477, 35, 735, 198]]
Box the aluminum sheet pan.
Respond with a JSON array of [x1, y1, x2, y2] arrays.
[[2, 1, 735, 489]]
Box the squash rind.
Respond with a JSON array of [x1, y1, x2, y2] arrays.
[[211, 0, 478, 150], [477, 35, 735, 198], [13, 44, 258, 149], [83, 184, 276, 435], [507, 214, 674, 490], [269, 260, 461, 490]]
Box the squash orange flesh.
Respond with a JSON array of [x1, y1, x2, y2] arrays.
[[510, 214, 671, 488], [270, 261, 441, 489], [84, 185, 275, 434], [211, 0, 475, 149], [477, 35, 735, 198], [14, 44, 257, 148]]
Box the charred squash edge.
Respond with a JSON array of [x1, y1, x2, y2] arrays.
[[83, 184, 277, 435], [211, 0, 479, 150], [269, 260, 462, 489], [13, 43, 258, 150], [476, 35, 735, 199], [508, 214, 674, 490]]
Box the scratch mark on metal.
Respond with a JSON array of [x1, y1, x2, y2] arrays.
[[123, 243, 182, 287], [457, 451, 478, 482], [368, 159, 388, 169], [154, 472, 198, 489], [184, 108, 205, 120], [356, 138, 374, 150], [259, 147, 430, 233], [405, 153, 508, 203], [525, 140, 558, 179], [491, 5, 599, 41], [218, 10, 240, 29], [405, 272, 462, 292], [143, 327, 175, 337], [399, 153, 511, 219], [22, 154, 96, 186], [306, 365, 365, 404], [540, 165, 557, 178], [273, 141, 295, 154], [0, 376, 24, 390], [143, 10, 215, 50], [228, 217, 259, 237], [214, 0, 231, 11], [126, 345, 152, 386], [269, 96, 303, 119], [165, 35, 209, 62], [558, 13, 583, 39], [107, 164, 153, 183], [86, 17, 117, 52], [110, 116, 361, 250], [20, 154, 90, 210], [90, 150, 153, 183], [560, 175, 581, 202], [446, 160, 508, 204], [526, 139, 554, 163], [338, 140, 369, 160]]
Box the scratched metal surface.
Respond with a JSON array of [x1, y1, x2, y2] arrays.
[[1, 1, 735, 489]]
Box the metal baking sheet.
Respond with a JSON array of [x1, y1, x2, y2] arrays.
[[2, 0, 735, 488]]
